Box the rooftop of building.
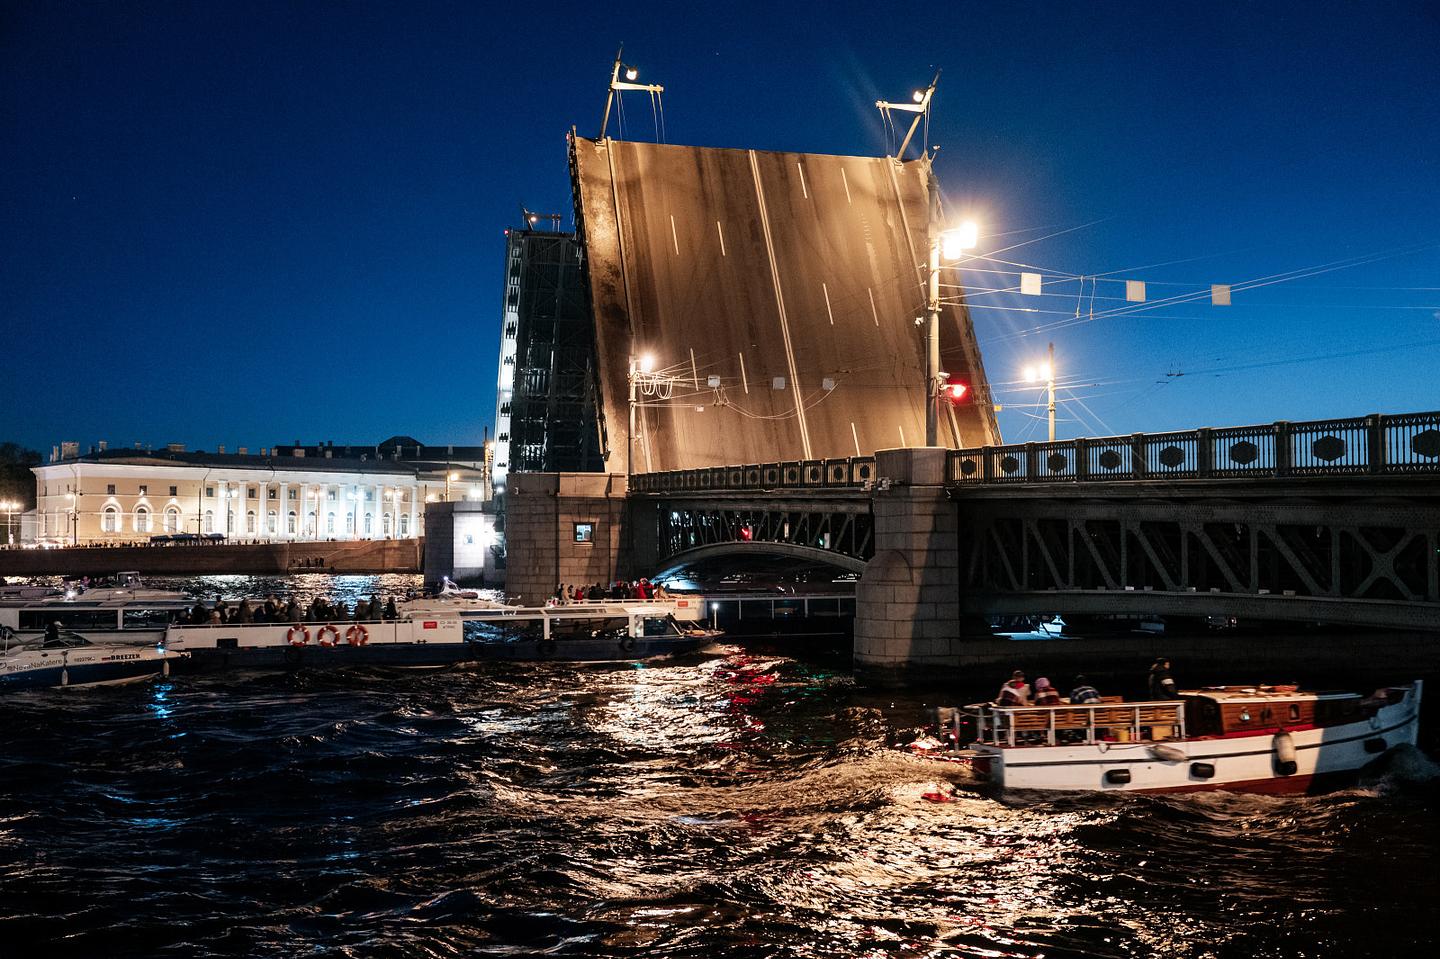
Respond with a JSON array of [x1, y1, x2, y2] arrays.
[[39, 448, 425, 477]]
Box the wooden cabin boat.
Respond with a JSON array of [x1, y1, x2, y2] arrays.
[[940, 682, 1422, 794]]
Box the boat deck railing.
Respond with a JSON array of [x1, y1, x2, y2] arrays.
[[965, 699, 1188, 747]]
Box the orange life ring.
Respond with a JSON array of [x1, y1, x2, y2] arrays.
[[287, 625, 309, 647], [316, 624, 340, 647], [345, 624, 368, 646]]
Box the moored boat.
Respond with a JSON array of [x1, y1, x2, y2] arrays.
[[0, 628, 188, 691], [926, 682, 1423, 795]]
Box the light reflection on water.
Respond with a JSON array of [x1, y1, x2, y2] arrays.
[[0, 631, 1435, 957]]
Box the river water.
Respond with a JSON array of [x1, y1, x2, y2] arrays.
[[1, 575, 1437, 957]]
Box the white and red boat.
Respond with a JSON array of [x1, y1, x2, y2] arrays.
[[935, 682, 1422, 795]]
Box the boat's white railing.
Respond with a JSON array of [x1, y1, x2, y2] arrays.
[[964, 700, 1187, 746]]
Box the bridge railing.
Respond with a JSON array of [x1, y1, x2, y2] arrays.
[[628, 456, 877, 494], [946, 411, 1440, 484]]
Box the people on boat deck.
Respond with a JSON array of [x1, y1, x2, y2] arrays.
[[996, 670, 1032, 706], [1148, 658, 1179, 699], [1069, 676, 1102, 704], [1033, 677, 1062, 706]]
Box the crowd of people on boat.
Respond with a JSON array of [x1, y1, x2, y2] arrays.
[[181, 594, 400, 625], [550, 579, 671, 604], [993, 658, 1180, 707]]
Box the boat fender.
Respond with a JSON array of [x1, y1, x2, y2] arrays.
[[162, 657, 170, 678], [1104, 769, 1132, 785], [345, 624, 368, 646], [618, 636, 636, 654], [1273, 730, 1298, 776], [61, 667, 69, 687], [1148, 744, 1187, 763], [316, 625, 340, 647], [1189, 762, 1215, 779], [1363, 737, 1387, 754], [287, 625, 309, 647]]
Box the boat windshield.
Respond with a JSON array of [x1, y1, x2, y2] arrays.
[[39, 633, 94, 650]]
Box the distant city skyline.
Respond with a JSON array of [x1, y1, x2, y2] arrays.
[[4, 1, 1437, 454]]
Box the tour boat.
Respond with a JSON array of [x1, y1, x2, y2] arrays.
[[160, 600, 721, 670], [0, 629, 188, 691], [923, 682, 1422, 795]]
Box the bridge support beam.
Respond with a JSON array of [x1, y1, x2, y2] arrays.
[[504, 472, 628, 605], [854, 447, 986, 684]]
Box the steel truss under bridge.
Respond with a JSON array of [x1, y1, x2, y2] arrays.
[[635, 494, 873, 572]]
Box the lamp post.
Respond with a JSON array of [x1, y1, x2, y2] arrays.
[[627, 352, 657, 483], [1023, 342, 1057, 442], [0, 499, 18, 546], [924, 221, 978, 446], [65, 491, 82, 546]]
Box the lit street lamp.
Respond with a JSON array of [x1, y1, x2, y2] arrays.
[[1024, 342, 1058, 442], [627, 352, 656, 482], [925, 221, 978, 445]]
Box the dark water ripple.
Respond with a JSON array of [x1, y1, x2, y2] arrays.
[[1, 649, 1437, 958]]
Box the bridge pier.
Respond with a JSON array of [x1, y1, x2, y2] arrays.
[[503, 472, 628, 605], [853, 447, 987, 684]]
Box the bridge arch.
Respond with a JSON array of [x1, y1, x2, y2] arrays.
[[650, 542, 867, 579]]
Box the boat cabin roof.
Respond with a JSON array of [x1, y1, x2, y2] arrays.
[[1180, 686, 1357, 704]]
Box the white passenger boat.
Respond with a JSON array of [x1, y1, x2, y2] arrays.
[[0, 572, 190, 645], [161, 600, 721, 670], [0, 628, 188, 691], [931, 682, 1422, 795]]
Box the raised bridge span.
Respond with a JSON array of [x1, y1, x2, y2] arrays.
[[569, 136, 999, 472]]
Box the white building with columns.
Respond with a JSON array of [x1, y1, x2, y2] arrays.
[[32, 447, 438, 546]]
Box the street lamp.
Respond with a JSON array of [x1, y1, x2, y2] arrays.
[[1023, 342, 1057, 442], [65, 491, 82, 546], [627, 352, 672, 482], [925, 221, 978, 445], [0, 499, 18, 546]]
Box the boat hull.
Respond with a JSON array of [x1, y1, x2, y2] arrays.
[[969, 684, 1421, 795], [0, 647, 185, 691]]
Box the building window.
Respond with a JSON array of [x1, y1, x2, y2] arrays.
[[206, 487, 215, 498], [288, 489, 297, 500], [138, 485, 148, 496], [326, 490, 336, 502], [573, 522, 595, 544], [164, 507, 180, 533], [268, 488, 277, 499], [267, 509, 277, 533], [307, 511, 317, 535], [106, 484, 116, 495], [245, 510, 256, 534], [135, 506, 151, 533], [364, 513, 372, 535], [247, 488, 257, 499], [203, 510, 214, 533], [226, 509, 234, 534], [399, 514, 410, 537], [326, 512, 335, 534], [102, 506, 119, 533], [287, 510, 297, 534], [382, 513, 392, 538], [345, 512, 355, 534], [169, 486, 178, 496]]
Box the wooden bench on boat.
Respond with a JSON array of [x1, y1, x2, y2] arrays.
[[967, 699, 1188, 746]]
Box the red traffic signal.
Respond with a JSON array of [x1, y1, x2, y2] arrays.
[[945, 382, 969, 403]]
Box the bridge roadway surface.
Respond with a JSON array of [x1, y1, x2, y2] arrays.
[[571, 136, 999, 473]]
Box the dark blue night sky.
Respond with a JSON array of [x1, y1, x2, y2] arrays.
[[4, 1, 1437, 453]]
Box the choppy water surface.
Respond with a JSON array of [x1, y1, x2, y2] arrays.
[[1, 581, 1437, 956]]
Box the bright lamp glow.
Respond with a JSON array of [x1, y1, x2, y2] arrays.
[[940, 221, 979, 260], [912, 90, 925, 103], [1024, 366, 1037, 383], [639, 353, 656, 374], [625, 66, 639, 81]]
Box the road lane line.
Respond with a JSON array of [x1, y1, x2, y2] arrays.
[[868, 287, 880, 327], [670, 214, 680, 256], [822, 282, 835, 325], [739, 352, 749, 394], [749, 149, 813, 459], [899, 425, 907, 446], [797, 162, 808, 199], [716, 220, 726, 256], [851, 422, 861, 457], [841, 168, 852, 205], [690, 348, 699, 388]]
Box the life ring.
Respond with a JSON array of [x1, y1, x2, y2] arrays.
[[345, 624, 368, 646], [536, 639, 557, 659], [316, 624, 341, 647], [617, 636, 636, 654], [286, 625, 309, 647]]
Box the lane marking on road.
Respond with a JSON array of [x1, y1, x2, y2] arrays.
[[868, 287, 880, 327], [822, 282, 835, 325], [739, 352, 749, 394], [797, 162, 809, 199], [690, 348, 699, 388], [851, 422, 862, 457], [716, 220, 726, 256], [670, 214, 680, 256], [841, 168, 852, 205], [899, 425, 907, 446]]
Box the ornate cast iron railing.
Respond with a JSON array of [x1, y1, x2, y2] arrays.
[[627, 412, 1440, 494]]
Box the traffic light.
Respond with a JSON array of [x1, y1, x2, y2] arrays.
[[945, 382, 969, 404]]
